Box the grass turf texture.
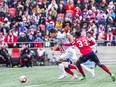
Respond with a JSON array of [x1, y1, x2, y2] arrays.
[[0, 65, 116, 87]]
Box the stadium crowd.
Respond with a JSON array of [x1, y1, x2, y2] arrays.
[[0, 0, 116, 48]]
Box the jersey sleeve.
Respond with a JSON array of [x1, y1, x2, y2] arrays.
[[71, 39, 75, 45], [88, 38, 95, 46]]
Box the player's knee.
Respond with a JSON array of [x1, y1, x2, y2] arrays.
[[76, 64, 81, 68], [98, 63, 104, 67], [56, 58, 63, 62], [58, 63, 64, 68], [62, 62, 68, 68], [65, 68, 68, 70]]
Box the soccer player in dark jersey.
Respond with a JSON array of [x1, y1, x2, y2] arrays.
[[72, 31, 115, 81]]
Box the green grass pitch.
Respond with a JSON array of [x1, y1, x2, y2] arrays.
[[0, 65, 116, 87]]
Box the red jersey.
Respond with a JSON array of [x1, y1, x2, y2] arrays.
[[72, 36, 95, 55]]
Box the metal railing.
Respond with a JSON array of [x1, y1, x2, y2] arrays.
[[0, 40, 116, 48]]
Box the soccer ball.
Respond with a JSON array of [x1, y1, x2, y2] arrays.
[[19, 75, 27, 83]]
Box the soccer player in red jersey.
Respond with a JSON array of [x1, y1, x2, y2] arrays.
[[49, 29, 94, 80], [72, 31, 115, 81]]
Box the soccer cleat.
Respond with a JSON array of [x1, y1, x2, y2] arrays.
[[71, 74, 78, 80], [111, 74, 115, 81], [78, 76, 86, 81], [58, 74, 67, 80]]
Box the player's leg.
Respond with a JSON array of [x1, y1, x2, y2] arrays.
[[75, 54, 93, 80], [90, 49, 96, 68], [97, 62, 115, 81], [81, 64, 95, 78], [90, 51, 115, 81], [65, 68, 74, 76], [75, 58, 86, 80], [58, 62, 67, 79], [89, 49, 96, 77], [63, 62, 78, 79], [71, 52, 94, 77], [57, 51, 71, 80], [69, 48, 80, 74], [90, 61, 95, 77], [68, 63, 80, 74]]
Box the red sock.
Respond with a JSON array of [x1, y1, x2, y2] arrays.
[[69, 64, 77, 69], [77, 65, 85, 77], [100, 64, 111, 75], [65, 68, 74, 76]]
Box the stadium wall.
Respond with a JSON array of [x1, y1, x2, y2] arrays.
[[7, 46, 116, 65]]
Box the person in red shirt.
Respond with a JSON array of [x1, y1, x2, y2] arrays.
[[72, 31, 115, 81], [4, 31, 18, 48], [65, 0, 75, 11]]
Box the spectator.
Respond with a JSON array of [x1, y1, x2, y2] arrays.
[[37, 46, 45, 65], [0, 22, 10, 35], [46, 16, 54, 25], [57, 3, 66, 14], [98, 24, 105, 34], [34, 35, 44, 48], [28, 26, 35, 36], [105, 30, 115, 46], [18, 33, 28, 47], [0, 32, 4, 46], [40, 0, 49, 10], [48, 0, 58, 11], [0, 0, 115, 48], [44, 35, 50, 47], [0, 44, 11, 67], [4, 31, 18, 48], [80, 17, 89, 29], [46, 21, 55, 36], [20, 44, 32, 67], [65, 0, 75, 11], [19, 22, 28, 34], [38, 15, 46, 25], [98, 31, 105, 46], [55, 20, 63, 30], [15, 12, 23, 22], [106, 16, 115, 27], [74, 7, 82, 17], [48, 7, 57, 20], [35, 26, 44, 39], [27, 34, 35, 48]]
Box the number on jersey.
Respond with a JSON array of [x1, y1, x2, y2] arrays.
[[77, 39, 89, 47]]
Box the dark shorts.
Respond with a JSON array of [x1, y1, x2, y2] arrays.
[[79, 51, 100, 63], [64, 59, 72, 64]]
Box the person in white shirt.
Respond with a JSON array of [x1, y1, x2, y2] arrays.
[[50, 29, 95, 79], [86, 31, 96, 77], [37, 46, 45, 65]]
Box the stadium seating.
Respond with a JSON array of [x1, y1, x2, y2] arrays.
[[11, 48, 21, 67], [57, 14, 65, 18], [66, 10, 74, 16], [39, 24, 46, 30]]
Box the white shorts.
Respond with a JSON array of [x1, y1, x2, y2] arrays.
[[60, 47, 77, 63]]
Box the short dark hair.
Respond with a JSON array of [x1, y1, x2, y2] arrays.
[[75, 31, 81, 37], [86, 31, 92, 35], [49, 29, 57, 33]]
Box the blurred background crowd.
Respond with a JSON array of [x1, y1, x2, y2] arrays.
[[0, 0, 116, 48]]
